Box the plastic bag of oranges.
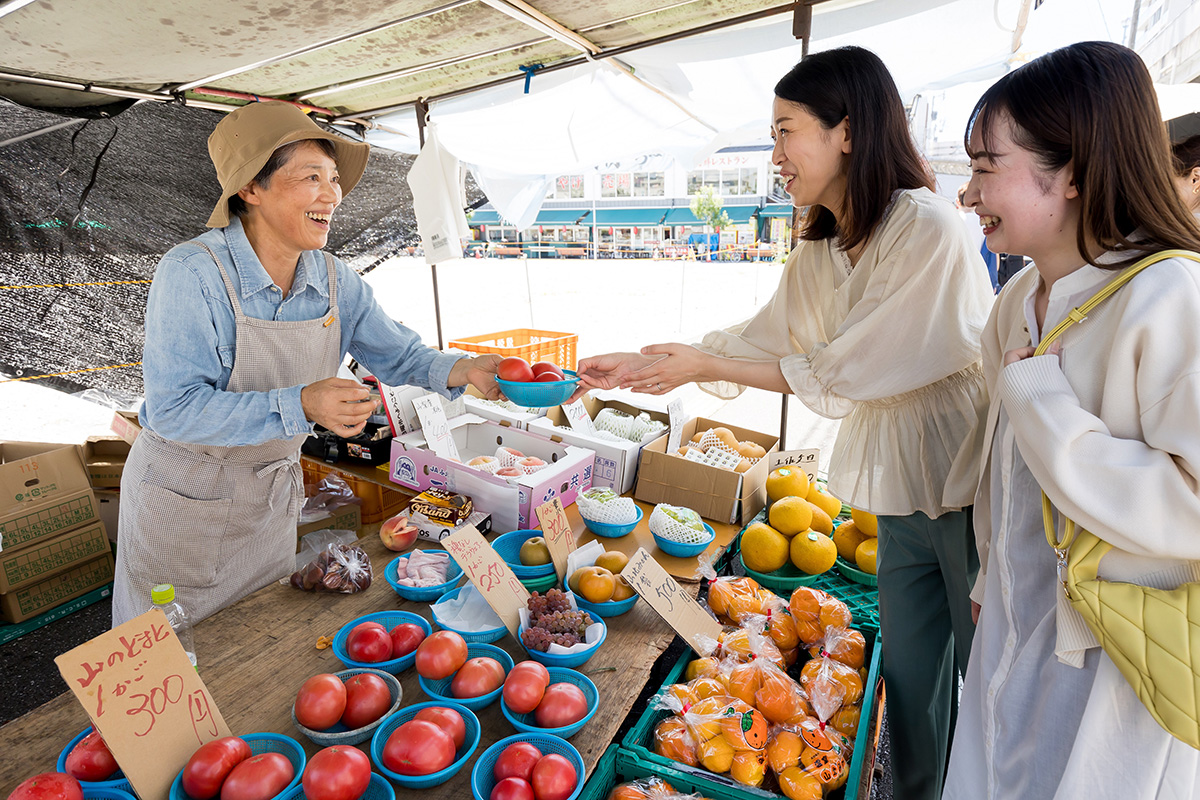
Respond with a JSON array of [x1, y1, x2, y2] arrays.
[[806, 625, 866, 671], [715, 626, 787, 670], [788, 586, 852, 646], [607, 777, 703, 800], [800, 652, 865, 721], [723, 654, 810, 725], [705, 575, 765, 624], [653, 715, 699, 767]]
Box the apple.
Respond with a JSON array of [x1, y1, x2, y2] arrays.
[[380, 514, 419, 551], [498, 357, 535, 382], [530, 362, 565, 380]]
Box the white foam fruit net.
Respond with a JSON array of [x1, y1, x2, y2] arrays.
[[495, 446, 525, 468], [649, 504, 710, 543], [595, 409, 667, 443], [576, 487, 639, 524], [684, 429, 763, 472], [465, 455, 501, 474]]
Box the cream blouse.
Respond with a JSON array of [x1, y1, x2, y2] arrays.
[[696, 188, 994, 517]]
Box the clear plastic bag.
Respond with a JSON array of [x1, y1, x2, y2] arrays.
[[289, 542, 373, 593], [300, 473, 362, 523]]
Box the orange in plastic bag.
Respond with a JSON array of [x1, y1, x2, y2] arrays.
[[707, 576, 761, 622], [718, 702, 768, 751], [654, 716, 699, 767], [685, 657, 721, 682], [689, 676, 728, 702], [802, 747, 848, 792], [687, 695, 731, 742], [718, 628, 786, 669], [830, 704, 861, 740], [766, 728, 803, 774], [809, 626, 866, 670], [607, 778, 677, 800], [755, 664, 808, 724], [697, 734, 735, 774], [725, 661, 761, 707], [801, 657, 865, 712], [788, 587, 852, 646], [666, 682, 697, 707], [777, 766, 823, 800], [730, 749, 768, 787]]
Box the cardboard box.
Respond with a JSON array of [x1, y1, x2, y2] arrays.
[[528, 398, 669, 493], [84, 436, 130, 488], [0, 520, 111, 593], [634, 417, 779, 526], [95, 489, 120, 543], [462, 389, 547, 430], [0, 552, 114, 624], [0, 442, 101, 553], [110, 410, 142, 445], [389, 415, 594, 532], [297, 503, 362, 550]]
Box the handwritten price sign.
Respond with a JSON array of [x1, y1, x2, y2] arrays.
[[413, 393, 461, 461], [769, 448, 820, 484], [620, 548, 721, 653], [561, 400, 597, 436], [442, 525, 530, 638], [535, 497, 576, 580], [55, 608, 230, 800]]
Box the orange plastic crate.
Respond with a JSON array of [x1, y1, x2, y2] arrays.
[[302, 461, 408, 525], [448, 328, 578, 370]]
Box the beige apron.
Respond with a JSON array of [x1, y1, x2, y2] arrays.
[[112, 244, 342, 625]]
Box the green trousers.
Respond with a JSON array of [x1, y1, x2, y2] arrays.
[[876, 508, 978, 800]]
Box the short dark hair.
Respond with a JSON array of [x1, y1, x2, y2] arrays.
[[965, 41, 1200, 266], [774, 46, 934, 252], [228, 138, 338, 219], [1172, 134, 1200, 176]]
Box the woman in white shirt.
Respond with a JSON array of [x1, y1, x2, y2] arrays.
[[945, 41, 1200, 798], [576, 46, 994, 800]]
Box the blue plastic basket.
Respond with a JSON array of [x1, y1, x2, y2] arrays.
[[470, 733, 586, 800], [57, 727, 129, 790], [521, 572, 561, 593], [385, 552, 464, 602], [496, 370, 580, 408], [572, 590, 638, 618], [491, 530, 556, 578], [170, 733, 305, 800], [500, 666, 598, 738], [370, 701, 481, 789], [431, 586, 508, 643], [519, 613, 606, 668], [82, 789, 136, 800], [332, 611, 433, 673], [418, 643, 514, 711], [291, 668, 403, 746], [581, 505, 642, 538], [279, 772, 395, 800], [652, 522, 715, 558]]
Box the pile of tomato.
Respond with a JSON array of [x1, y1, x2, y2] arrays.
[[502, 662, 590, 729], [489, 742, 578, 800], [381, 706, 466, 776], [345, 620, 426, 663], [295, 672, 393, 732]]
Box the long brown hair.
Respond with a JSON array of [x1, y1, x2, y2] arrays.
[[965, 41, 1200, 265], [774, 47, 933, 252]]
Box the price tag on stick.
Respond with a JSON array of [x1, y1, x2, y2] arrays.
[[413, 393, 461, 461], [55, 609, 231, 800], [666, 399, 685, 453], [561, 400, 598, 436], [621, 548, 721, 653], [442, 525, 530, 639], [535, 497, 576, 581], [770, 448, 821, 484]]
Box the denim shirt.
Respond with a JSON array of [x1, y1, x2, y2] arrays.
[[139, 217, 465, 446]]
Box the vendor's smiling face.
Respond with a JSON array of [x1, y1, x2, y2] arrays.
[[238, 139, 342, 256]]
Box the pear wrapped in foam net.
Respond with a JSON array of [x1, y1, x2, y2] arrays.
[[576, 486, 639, 524], [650, 504, 709, 543], [594, 408, 635, 439]]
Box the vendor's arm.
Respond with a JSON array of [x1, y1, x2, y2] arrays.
[[141, 251, 316, 446]]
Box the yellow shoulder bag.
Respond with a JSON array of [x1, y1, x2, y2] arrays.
[[1036, 249, 1200, 749]]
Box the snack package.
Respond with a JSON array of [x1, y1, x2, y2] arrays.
[[289, 542, 373, 593], [409, 487, 473, 525]]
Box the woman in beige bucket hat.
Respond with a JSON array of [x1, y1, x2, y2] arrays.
[[112, 101, 501, 627]]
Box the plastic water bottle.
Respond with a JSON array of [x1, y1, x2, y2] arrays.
[[151, 583, 196, 667]]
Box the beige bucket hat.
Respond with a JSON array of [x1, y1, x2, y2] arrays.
[[206, 100, 370, 228]]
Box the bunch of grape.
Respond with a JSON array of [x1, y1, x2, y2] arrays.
[[521, 627, 582, 651], [527, 588, 572, 617], [523, 590, 594, 651]]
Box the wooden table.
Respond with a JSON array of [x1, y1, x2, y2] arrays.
[[0, 528, 691, 798]]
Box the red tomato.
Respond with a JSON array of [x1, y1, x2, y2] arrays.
[[294, 674, 347, 731], [534, 683, 589, 729], [182, 737, 252, 800], [381, 720, 455, 776], [497, 357, 535, 382], [6, 774, 83, 800], [450, 657, 506, 699], [341, 673, 392, 729], [345, 623, 393, 663], [413, 706, 466, 749], [219, 753, 294, 800], [531, 754, 578, 800], [533, 373, 563, 382], [301, 746, 371, 800], [530, 362, 565, 380], [64, 731, 119, 781], [493, 742, 543, 783], [414, 631, 469, 680], [491, 777, 535, 800], [389, 623, 426, 659], [502, 661, 550, 714]]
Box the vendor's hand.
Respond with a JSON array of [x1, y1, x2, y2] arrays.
[[621, 343, 713, 394], [1003, 340, 1060, 366], [302, 377, 373, 437], [450, 354, 502, 400], [569, 351, 661, 401], [971, 600, 981, 625]]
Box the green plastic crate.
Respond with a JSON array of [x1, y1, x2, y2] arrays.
[[620, 630, 883, 800]]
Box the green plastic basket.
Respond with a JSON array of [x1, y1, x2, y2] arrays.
[[579, 745, 750, 800], [620, 631, 884, 800], [738, 550, 820, 593], [835, 556, 878, 588]]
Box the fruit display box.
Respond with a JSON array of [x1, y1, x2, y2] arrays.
[[621, 630, 884, 800], [528, 398, 670, 494], [579, 745, 736, 800], [388, 415, 594, 532]]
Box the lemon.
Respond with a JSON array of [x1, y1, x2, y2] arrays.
[[790, 530, 837, 575], [855, 538, 878, 574], [766, 467, 809, 503], [741, 522, 790, 573], [832, 520, 869, 561], [851, 508, 878, 537], [807, 502, 834, 535], [768, 496, 814, 536], [806, 482, 842, 520]]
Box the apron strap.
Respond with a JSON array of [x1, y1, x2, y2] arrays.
[[196, 241, 247, 320], [323, 252, 339, 326]]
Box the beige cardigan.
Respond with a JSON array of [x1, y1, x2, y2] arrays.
[[697, 188, 994, 517]]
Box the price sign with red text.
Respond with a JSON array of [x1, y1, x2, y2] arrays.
[[442, 525, 530, 638], [55, 608, 230, 800], [621, 548, 721, 653], [535, 497, 576, 580]]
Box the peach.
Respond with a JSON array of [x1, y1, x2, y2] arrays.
[[380, 514, 419, 551], [496, 466, 522, 477], [519, 456, 546, 467]]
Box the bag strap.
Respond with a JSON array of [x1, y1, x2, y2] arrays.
[[1036, 249, 1200, 565]]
